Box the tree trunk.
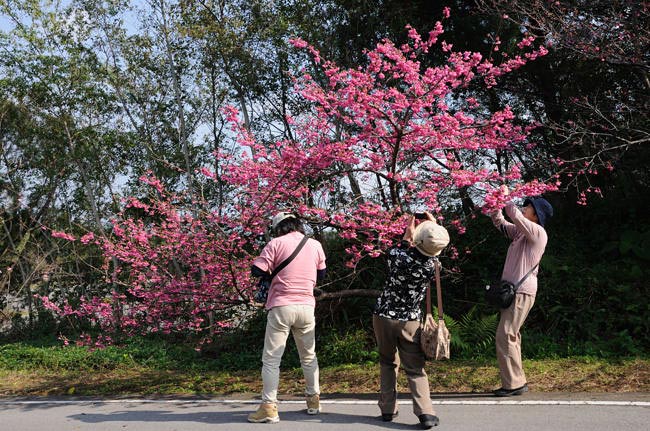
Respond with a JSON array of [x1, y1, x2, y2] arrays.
[[157, 0, 194, 193]]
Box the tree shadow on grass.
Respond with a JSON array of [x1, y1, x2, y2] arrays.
[[0, 369, 262, 397]]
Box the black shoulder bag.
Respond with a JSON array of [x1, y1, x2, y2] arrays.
[[485, 263, 539, 309], [254, 235, 309, 304]]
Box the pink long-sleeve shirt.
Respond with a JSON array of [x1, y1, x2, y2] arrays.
[[491, 202, 548, 296]]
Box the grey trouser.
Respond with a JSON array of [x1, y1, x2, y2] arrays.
[[372, 314, 435, 416]]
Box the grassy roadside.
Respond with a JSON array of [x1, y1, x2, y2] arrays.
[[1, 356, 648, 397], [1, 337, 647, 397]]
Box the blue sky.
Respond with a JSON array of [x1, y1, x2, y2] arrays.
[[1, 14, 14, 32]]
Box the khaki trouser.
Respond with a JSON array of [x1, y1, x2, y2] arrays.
[[373, 314, 435, 416], [496, 293, 535, 389], [261, 305, 319, 404]]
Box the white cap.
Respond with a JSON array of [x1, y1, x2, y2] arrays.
[[271, 212, 296, 229]]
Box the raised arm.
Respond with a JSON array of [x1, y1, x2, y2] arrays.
[[503, 202, 545, 242], [494, 185, 545, 242], [491, 207, 519, 240], [490, 185, 517, 239]]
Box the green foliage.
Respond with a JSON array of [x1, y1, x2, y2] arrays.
[[318, 328, 378, 365], [618, 229, 650, 261], [0, 337, 207, 371], [203, 315, 380, 370], [442, 306, 498, 359], [198, 310, 267, 370], [528, 189, 650, 353], [521, 331, 644, 359]]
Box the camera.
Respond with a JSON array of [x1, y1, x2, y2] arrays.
[[414, 212, 427, 220]]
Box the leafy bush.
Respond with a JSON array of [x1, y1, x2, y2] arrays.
[[318, 328, 378, 365], [443, 306, 498, 359]]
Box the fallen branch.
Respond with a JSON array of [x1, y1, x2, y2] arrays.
[[314, 288, 381, 301]]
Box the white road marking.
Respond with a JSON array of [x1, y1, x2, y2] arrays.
[[0, 399, 648, 406]]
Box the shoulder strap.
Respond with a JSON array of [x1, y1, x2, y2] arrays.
[[513, 263, 539, 290], [434, 259, 444, 319], [270, 235, 309, 280], [425, 276, 432, 316], [425, 258, 444, 319]]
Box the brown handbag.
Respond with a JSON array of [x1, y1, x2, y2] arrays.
[[420, 259, 451, 360]]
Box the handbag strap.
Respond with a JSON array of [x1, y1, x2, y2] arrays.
[[269, 234, 309, 280], [425, 273, 431, 317], [434, 259, 444, 319], [513, 263, 539, 291], [425, 258, 444, 319]]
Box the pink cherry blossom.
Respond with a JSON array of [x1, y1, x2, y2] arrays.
[[51, 231, 76, 241]]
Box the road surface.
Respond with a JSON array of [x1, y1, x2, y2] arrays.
[[1, 393, 648, 431]]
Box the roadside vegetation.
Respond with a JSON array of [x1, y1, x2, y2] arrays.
[[2, 184, 648, 397], [1, 329, 648, 397]]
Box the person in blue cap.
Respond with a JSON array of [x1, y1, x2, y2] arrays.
[[489, 186, 553, 396]]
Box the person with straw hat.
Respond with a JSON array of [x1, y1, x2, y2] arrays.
[[372, 211, 450, 429]]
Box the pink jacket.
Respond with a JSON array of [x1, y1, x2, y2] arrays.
[[491, 202, 548, 296]]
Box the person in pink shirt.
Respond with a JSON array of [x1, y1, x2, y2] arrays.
[[490, 185, 553, 397], [247, 212, 327, 423]]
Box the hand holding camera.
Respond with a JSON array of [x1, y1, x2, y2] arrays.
[[414, 211, 435, 221], [404, 211, 435, 244]]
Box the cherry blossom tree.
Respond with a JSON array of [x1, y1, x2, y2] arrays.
[[38, 11, 560, 344]]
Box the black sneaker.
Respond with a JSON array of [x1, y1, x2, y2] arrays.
[[418, 414, 439, 429], [381, 411, 398, 422], [493, 383, 529, 397]]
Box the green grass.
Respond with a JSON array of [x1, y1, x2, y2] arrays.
[[0, 338, 213, 372], [0, 337, 648, 397]]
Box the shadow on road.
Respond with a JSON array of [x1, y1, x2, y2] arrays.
[[67, 407, 419, 429], [308, 391, 495, 401]]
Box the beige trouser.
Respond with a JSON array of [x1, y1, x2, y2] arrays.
[[496, 293, 535, 389], [261, 304, 319, 404], [373, 314, 435, 416]]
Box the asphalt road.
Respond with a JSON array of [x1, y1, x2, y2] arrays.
[[1, 394, 648, 431]]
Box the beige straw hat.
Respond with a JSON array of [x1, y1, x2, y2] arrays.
[[412, 220, 450, 256]]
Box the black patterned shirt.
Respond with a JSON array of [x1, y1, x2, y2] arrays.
[[374, 243, 438, 321]]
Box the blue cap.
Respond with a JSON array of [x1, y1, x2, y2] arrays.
[[523, 197, 553, 227]]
